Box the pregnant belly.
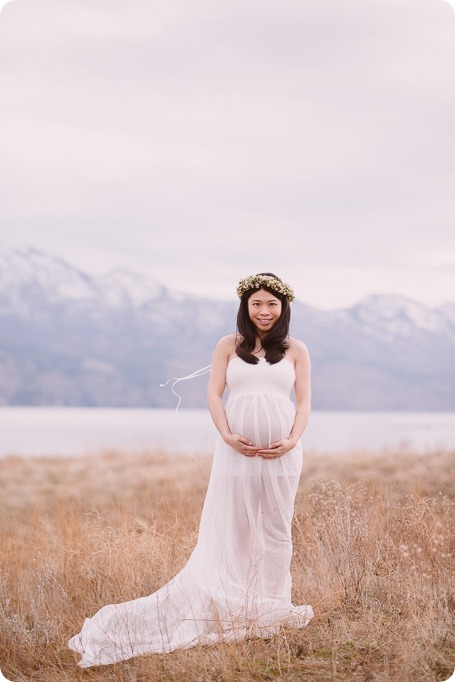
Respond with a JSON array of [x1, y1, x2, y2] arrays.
[[225, 394, 295, 449]]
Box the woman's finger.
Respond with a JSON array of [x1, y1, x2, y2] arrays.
[[234, 435, 253, 446], [257, 447, 280, 455]]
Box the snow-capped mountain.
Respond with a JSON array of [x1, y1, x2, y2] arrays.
[[0, 245, 453, 410], [0, 246, 166, 310], [350, 294, 454, 339]]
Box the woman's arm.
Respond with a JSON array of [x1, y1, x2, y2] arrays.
[[207, 336, 261, 457], [258, 340, 311, 458], [288, 340, 312, 443]]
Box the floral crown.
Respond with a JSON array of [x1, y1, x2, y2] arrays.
[[236, 274, 295, 302]]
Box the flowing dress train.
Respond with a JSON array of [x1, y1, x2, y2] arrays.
[[68, 356, 314, 667]]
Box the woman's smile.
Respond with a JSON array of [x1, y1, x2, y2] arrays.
[[247, 290, 282, 334]]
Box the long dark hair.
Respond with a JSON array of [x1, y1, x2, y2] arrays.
[[235, 272, 291, 365]]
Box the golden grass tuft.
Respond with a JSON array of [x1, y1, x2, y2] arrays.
[[0, 447, 454, 681]]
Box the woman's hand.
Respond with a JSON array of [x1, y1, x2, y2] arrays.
[[257, 438, 297, 459], [224, 433, 261, 457]]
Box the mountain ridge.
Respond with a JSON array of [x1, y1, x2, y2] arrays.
[[1, 245, 453, 410]]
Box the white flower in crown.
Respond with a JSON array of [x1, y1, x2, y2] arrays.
[[236, 274, 295, 302]]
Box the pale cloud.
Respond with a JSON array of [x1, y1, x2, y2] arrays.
[[1, 0, 454, 309]]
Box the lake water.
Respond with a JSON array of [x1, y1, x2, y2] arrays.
[[0, 407, 454, 457]]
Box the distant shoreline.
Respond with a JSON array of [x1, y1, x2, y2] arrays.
[[1, 407, 454, 457]]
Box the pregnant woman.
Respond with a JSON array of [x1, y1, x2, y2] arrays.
[[68, 272, 314, 668]]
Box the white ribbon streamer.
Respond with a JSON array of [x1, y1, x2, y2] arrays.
[[159, 365, 212, 413]]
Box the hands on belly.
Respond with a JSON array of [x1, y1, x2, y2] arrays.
[[223, 433, 261, 457], [256, 438, 297, 458], [224, 434, 296, 458]]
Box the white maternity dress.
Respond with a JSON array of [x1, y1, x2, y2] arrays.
[[68, 356, 314, 668]]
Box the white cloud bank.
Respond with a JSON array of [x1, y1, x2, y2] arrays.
[[0, 0, 454, 308]]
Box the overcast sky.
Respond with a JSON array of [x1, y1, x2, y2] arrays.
[[1, 0, 454, 309]]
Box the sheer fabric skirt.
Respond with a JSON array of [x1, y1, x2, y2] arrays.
[[68, 394, 313, 667]]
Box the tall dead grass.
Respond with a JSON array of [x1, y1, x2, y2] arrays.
[[0, 447, 453, 681]]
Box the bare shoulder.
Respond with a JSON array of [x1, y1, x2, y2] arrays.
[[215, 333, 238, 349], [286, 337, 310, 364], [213, 333, 239, 360]]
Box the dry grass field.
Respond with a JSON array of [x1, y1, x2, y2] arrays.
[[0, 446, 454, 681]]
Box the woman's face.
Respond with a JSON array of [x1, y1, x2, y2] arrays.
[[247, 288, 282, 336]]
